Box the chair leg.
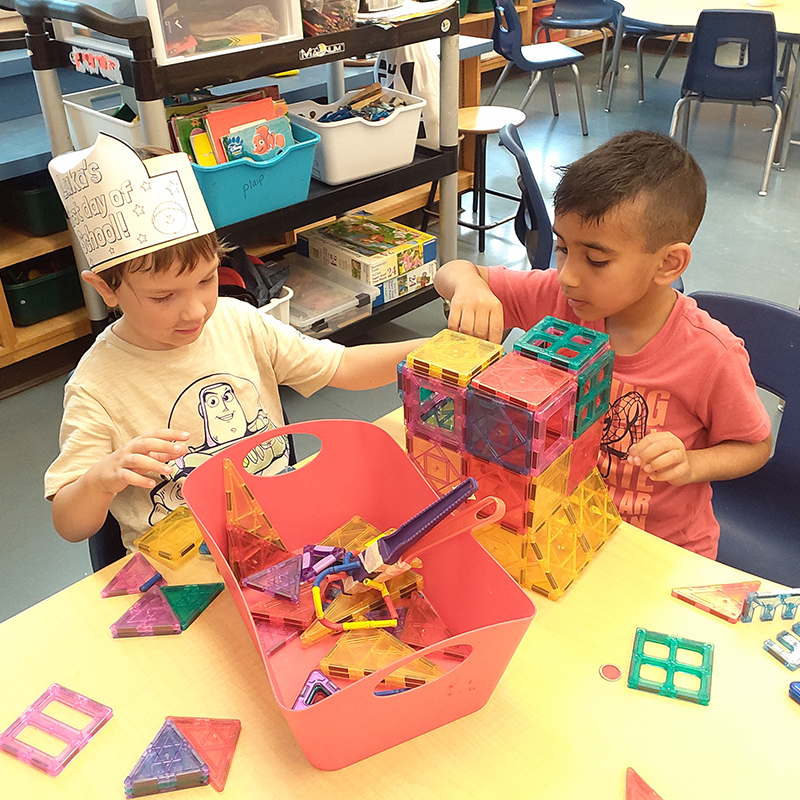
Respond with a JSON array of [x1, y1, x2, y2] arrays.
[[570, 63, 589, 136], [486, 61, 512, 106], [476, 134, 488, 252], [636, 34, 646, 103], [533, 24, 543, 44], [519, 71, 542, 113], [669, 96, 692, 146], [420, 180, 438, 232], [596, 28, 609, 90], [655, 34, 681, 79], [760, 103, 783, 196], [547, 71, 559, 116]]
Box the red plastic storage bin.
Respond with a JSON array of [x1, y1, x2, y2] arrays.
[[183, 419, 536, 770]]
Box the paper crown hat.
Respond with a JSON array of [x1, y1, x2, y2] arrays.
[[48, 133, 215, 272]]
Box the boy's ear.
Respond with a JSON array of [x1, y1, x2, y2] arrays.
[[654, 242, 691, 286], [80, 269, 119, 307]]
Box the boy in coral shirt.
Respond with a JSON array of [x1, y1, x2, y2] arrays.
[[434, 131, 771, 558]]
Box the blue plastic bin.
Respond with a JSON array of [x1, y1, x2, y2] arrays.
[[192, 123, 319, 228]]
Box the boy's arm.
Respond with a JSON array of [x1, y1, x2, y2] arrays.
[[628, 432, 772, 487], [51, 429, 189, 543], [434, 259, 505, 343], [327, 339, 428, 391]]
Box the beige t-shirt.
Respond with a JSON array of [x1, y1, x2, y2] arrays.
[[45, 297, 344, 548]]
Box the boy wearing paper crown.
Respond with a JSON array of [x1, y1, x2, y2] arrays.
[[44, 135, 426, 548]]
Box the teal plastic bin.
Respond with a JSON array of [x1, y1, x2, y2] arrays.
[[192, 123, 320, 229]]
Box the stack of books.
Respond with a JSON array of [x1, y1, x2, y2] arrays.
[[166, 87, 295, 167]]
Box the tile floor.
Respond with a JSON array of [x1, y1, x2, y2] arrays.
[[2, 46, 799, 622]]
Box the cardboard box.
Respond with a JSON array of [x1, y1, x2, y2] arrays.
[[296, 215, 437, 286], [373, 260, 437, 307]]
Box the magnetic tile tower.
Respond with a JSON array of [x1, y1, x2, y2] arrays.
[[399, 319, 621, 600]]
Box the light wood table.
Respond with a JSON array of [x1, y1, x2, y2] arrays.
[[1, 409, 796, 799], [608, 0, 800, 171]]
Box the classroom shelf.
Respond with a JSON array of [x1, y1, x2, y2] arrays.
[[5, 0, 462, 362]]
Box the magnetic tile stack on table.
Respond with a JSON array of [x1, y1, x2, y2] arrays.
[[123, 716, 241, 797], [400, 322, 621, 600]]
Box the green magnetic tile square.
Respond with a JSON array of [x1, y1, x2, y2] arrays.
[[627, 628, 713, 706]]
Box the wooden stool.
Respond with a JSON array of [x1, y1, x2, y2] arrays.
[[423, 106, 527, 253]]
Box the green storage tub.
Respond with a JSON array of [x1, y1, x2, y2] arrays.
[[1, 171, 68, 237], [4, 268, 85, 326]]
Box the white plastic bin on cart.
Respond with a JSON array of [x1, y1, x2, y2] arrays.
[[63, 85, 146, 149], [258, 285, 293, 326], [288, 88, 426, 185]]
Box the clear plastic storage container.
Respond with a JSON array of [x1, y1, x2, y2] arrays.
[[52, 0, 303, 67], [282, 252, 379, 335]]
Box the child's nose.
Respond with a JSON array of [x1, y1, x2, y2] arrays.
[[182, 295, 207, 321], [557, 256, 579, 288]]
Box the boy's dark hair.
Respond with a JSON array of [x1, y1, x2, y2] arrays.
[[98, 143, 231, 290], [553, 130, 707, 252]]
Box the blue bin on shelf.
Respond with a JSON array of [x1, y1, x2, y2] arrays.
[[192, 123, 320, 228]]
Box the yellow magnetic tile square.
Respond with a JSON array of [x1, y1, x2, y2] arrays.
[[134, 506, 203, 567], [406, 330, 503, 387]]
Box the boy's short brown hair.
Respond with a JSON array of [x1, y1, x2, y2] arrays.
[[98, 233, 229, 291], [553, 130, 707, 252]]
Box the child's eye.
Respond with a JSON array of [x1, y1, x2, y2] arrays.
[[554, 244, 567, 255], [587, 257, 609, 268], [151, 294, 172, 304]]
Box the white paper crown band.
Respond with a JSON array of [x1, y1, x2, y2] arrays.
[[49, 133, 215, 272]]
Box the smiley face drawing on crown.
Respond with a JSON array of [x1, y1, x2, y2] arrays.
[[48, 133, 215, 272]]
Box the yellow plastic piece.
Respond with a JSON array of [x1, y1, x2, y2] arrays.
[[133, 506, 203, 567], [318, 515, 383, 552], [527, 446, 571, 532], [300, 571, 423, 647], [406, 330, 503, 387], [472, 522, 528, 584], [319, 629, 443, 688], [565, 468, 622, 553], [525, 505, 591, 599], [524, 469, 620, 599], [223, 458, 286, 549]]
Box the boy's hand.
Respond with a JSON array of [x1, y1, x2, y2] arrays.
[[94, 429, 190, 494], [628, 432, 693, 486], [448, 281, 505, 343]]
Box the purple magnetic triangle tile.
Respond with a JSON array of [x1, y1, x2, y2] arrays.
[[124, 719, 209, 796], [110, 588, 182, 638], [254, 620, 298, 657], [101, 553, 164, 598], [242, 554, 302, 602], [292, 669, 340, 710]]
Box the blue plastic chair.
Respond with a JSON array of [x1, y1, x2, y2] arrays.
[[689, 291, 800, 587], [602, 2, 690, 103], [534, 0, 616, 90], [669, 10, 785, 196], [487, 0, 588, 136], [497, 123, 553, 271]]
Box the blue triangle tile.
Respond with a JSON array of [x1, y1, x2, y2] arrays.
[[242, 553, 302, 603], [124, 719, 209, 797]]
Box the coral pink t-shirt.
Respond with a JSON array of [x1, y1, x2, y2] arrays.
[[488, 267, 771, 558]]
